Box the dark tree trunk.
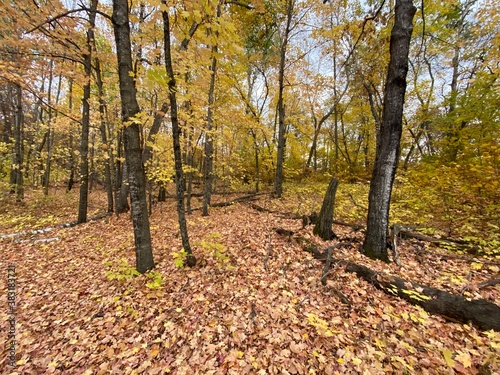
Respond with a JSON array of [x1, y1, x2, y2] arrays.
[[95, 57, 114, 213], [142, 102, 169, 166], [13, 84, 24, 202], [363, 0, 416, 262], [6, 85, 24, 202], [43, 61, 54, 196], [274, 0, 293, 198], [313, 177, 338, 240], [66, 79, 75, 192], [202, 2, 222, 216], [78, 0, 98, 224], [162, 1, 196, 267], [115, 132, 130, 214], [112, 0, 154, 273], [157, 185, 166, 202]]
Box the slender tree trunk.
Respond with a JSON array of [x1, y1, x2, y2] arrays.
[[89, 131, 96, 191], [95, 58, 114, 212], [251, 131, 260, 193], [13, 84, 24, 202], [274, 0, 293, 198], [8, 87, 16, 192], [445, 46, 462, 162], [202, 2, 222, 216], [43, 61, 54, 195], [186, 131, 194, 213], [142, 102, 169, 165], [115, 129, 130, 213], [78, 0, 98, 224], [67, 79, 75, 192], [67, 134, 75, 191], [363, 0, 416, 262], [162, 1, 196, 267], [112, 0, 154, 273]]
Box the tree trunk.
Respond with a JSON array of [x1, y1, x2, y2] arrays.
[[158, 185, 166, 202], [202, 2, 222, 216], [363, 0, 416, 262], [78, 0, 98, 224], [115, 132, 130, 214], [43, 61, 54, 196], [142, 102, 169, 166], [162, 1, 196, 267], [274, 0, 294, 198], [313, 177, 338, 240], [13, 84, 24, 202], [95, 57, 114, 213], [112, 0, 154, 273], [66, 79, 76, 192]]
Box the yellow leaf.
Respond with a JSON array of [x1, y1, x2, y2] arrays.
[[442, 349, 455, 367], [352, 357, 362, 365], [337, 357, 344, 364], [149, 348, 160, 359], [454, 351, 472, 368], [471, 262, 482, 270]]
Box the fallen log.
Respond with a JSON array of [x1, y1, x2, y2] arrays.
[[275, 229, 500, 332], [478, 278, 500, 289], [396, 225, 471, 247], [339, 259, 500, 332], [191, 192, 271, 211], [248, 202, 365, 231], [0, 212, 112, 241]]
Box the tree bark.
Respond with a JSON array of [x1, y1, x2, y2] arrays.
[[274, 0, 294, 198], [78, 0, 98, 224], [112, 0, 154, 273], [162, 1, 196, 267], [42, 61, 54, 196], [142, 102, 169, 166], [13, 84, 24, 202], [202, 2, 222, 216], [313, 177, 338, 240], [66, 79, 76, 192], [95, 57, 114, 213], [115, 131, 130, 214], [363, 0, 416, 262]]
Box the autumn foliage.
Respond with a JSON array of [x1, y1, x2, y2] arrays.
[[0, 0, 499, 373]]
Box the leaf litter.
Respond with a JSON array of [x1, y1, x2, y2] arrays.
[[0, 193, 499, 374]]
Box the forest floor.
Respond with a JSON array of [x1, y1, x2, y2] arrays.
[[0, 185, 499, 374]]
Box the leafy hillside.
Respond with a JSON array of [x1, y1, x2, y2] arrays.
[[1, 188, 498, 374]]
